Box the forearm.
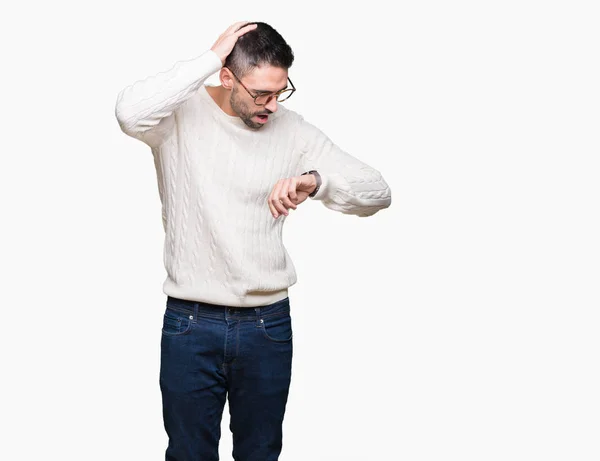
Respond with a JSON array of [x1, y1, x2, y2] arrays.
[[309, 170, 391, 216], [298, 118, 392, 217], [114, 49, 222, 145]]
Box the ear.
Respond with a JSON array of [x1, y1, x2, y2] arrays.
[[220, 68, 234, 90]]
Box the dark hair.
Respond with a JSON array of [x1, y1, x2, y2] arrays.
[[225, 22, 294, 78]]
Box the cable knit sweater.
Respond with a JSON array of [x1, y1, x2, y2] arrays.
[[115, 49, 391, 307]]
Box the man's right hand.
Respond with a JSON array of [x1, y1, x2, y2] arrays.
[[211, 22, 258, 66]]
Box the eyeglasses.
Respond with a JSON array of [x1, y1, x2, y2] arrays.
[[225, 67, 296, 106]]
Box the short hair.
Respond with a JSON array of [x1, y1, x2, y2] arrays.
[[225, 22, 294, 79]]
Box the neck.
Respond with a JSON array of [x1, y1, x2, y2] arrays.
[[206, 85, 237, 117]]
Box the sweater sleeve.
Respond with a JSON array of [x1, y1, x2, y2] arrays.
[[114, 49, 223, 148], [297, 116, 392, 217]]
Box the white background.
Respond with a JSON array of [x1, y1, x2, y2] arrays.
[[2, 0, 599, 460]]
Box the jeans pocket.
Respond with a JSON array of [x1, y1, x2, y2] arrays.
[[162, 308, 193, 336], [261, 312, 293, 342]]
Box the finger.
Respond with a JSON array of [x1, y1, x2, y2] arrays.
[[235, 23, 257, 36], [228, 21, 250, 32], [271, 181, 289, 215], [268, 199, 278, 218], [288, 178, 298, 206], [278, 195, 295, 212], [272, 185, 288, 215], [222, 22, 249, 38], [276, 179, 295, 212], [234, 26, 256, 38], [278, 179, 296, 210], [267, 185, 279, 218], [274, 199, 288, 216], [275, 179, 289, 216], [268, 196, 280, 217]]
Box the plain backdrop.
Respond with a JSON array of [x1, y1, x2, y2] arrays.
[[2, 1, 599, 460]]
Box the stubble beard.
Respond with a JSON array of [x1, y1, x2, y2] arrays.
[[230, 87, 267, 130]]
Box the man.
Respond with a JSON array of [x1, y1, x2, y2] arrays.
[[115, 20, 391, 461]]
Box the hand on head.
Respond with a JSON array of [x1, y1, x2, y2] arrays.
[[211, 22, 258, 66]]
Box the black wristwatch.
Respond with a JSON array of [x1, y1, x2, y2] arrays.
[[301, 170, 321, 197]]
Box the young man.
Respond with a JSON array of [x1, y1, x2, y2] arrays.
[[115, 20, 391, 461]]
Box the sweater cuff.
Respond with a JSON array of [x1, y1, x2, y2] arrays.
[[204, 49, 223, 72], [183, 49, 222, 85], [309, 173, 344, 201]]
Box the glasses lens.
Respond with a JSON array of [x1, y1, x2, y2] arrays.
[[253, 89, 294, 105], [254, 94, 270, 105], [276, 89, 294, 102]]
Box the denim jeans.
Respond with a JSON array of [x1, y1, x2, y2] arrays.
[[159, 295, 294, 461]]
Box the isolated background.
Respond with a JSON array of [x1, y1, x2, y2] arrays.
[[2, 0, 599, 460]]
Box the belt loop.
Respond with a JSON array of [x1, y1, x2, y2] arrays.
[[193, 302, 198, 321], [255, 307, 261, 326]]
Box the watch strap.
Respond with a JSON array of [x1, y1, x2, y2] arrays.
[[301, 170, 321, 197]]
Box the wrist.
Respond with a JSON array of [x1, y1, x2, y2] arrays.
[[301, 170, 321, 197]]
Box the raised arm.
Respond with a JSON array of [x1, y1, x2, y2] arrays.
[[297, 116, 392, 217], [115, 21, 257, 147], [114, 50, 222, 147]]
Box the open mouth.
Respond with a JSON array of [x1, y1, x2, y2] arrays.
[[255, 114, 269, 123]]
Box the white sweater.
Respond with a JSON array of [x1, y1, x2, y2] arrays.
[[115, 49, 391, 307]]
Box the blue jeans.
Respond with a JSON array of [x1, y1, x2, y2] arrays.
[[159, 295, 294, 461]]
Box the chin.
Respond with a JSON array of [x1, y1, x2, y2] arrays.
[[243, 119, 264, 130]]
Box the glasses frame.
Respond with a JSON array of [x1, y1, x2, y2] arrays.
[[225, 67, 296, 106]]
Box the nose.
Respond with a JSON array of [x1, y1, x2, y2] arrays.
[[265, 96, 278, 113]]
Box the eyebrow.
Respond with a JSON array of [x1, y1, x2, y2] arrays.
[[252, 84, 289, 94]]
